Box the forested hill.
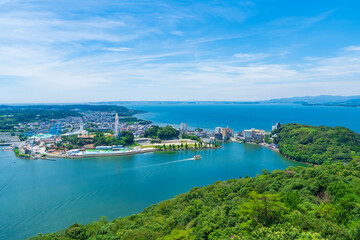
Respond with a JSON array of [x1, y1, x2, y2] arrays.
[[31, 161, 360, 240], [274, 124, 360, 164]]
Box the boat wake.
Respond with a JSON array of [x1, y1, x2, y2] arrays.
[[137, 158, 195, 169]]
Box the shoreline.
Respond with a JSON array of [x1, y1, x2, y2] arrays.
[[244, 142, 316, 166], [43, 146, 221, 159], [46, 148, 156, 159], [244, 142, 279, 152]]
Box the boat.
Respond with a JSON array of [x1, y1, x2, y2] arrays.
[[193, 155, 202, 160]]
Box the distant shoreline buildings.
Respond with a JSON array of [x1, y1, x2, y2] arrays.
[[214, 126, 234, 140]]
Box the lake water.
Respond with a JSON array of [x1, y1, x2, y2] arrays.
[[125, 103, 360, 133], [0, 143, 303, 240]]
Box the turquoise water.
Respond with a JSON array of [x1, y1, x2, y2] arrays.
[[0, 143, 304, 239], [125, 103, 360, 133]]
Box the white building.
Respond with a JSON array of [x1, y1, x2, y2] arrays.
[[244, 129, 254, 141], [215, 127, 222, 134], [272, 123, 282, 131], [180, 122, 188, 132], [243, 128, 265, 142]]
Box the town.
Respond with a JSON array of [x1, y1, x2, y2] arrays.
[[1, 108, 282, 158]]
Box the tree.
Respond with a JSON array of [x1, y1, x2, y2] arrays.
[[241, 191, 287, 227], [144, 125, 160, 138], [158, 126, 180, 140], [121, 130, 134, 146]]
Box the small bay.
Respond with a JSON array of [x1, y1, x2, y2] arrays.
[[0, 143, 303, 239]]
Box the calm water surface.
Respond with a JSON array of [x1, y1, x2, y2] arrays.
[[125, 104, 360, 133], [0, 143, 304, 239]]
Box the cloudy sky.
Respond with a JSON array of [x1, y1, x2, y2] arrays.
[[0, 0, 360, 103]]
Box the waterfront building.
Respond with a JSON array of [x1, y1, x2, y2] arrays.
[[244, 129, 254, 141], [221, 128, 227, 136], [180, 122, 188, 132], [214, 133, 223, 140], [244, 128, 265, 142], [272, 123, 282, 131], [215, 127, 222, 134], [224, 126, 233, 136]]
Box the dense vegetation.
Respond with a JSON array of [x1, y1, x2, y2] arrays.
[[57, 131, 136, 150], [93, 131, 135, 147], [0, 109, 80, 132], [273, 124, 360, 164], [14, 148, 30, 158], [0, 105, 141, 116], [181, 133, 201, 142], [144, 125, 180, 140], [31, 160, 360, 240]]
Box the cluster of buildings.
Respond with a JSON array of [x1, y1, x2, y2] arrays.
[[13, 121, 53, 131], [243, 128, 266, 142], [214, 126, 234, 140], [176, 122, 282, 144], [241, 123, 281, 143], [13, 112, 152, 157]]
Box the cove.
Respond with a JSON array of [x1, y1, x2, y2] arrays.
[[0, 143, 305, 240]]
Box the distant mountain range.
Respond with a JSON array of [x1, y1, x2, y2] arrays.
[[264, 95, 360, 107]]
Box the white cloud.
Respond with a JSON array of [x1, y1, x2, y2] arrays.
[[102, 47, 132, 52], [170, 30, 184, 36], [233, 53, 270, 61], [344, 45, 360, 52]]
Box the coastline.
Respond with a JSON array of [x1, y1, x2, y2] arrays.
[[244, 142, 316, 166], [43, 146, 221, 159], [46, 148, 156, 159]]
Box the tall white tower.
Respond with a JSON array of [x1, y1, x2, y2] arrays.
[[115, 113, 119, 137]]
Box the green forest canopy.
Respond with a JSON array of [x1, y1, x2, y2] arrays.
[[273, 123, 360, 164], [144, 125, 180, 140], [0, 104, 141, 115]]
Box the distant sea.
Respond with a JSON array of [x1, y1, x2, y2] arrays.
[[121, 103, 360, 133]]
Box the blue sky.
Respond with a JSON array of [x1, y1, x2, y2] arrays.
[[0, 0, 360, 103]]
